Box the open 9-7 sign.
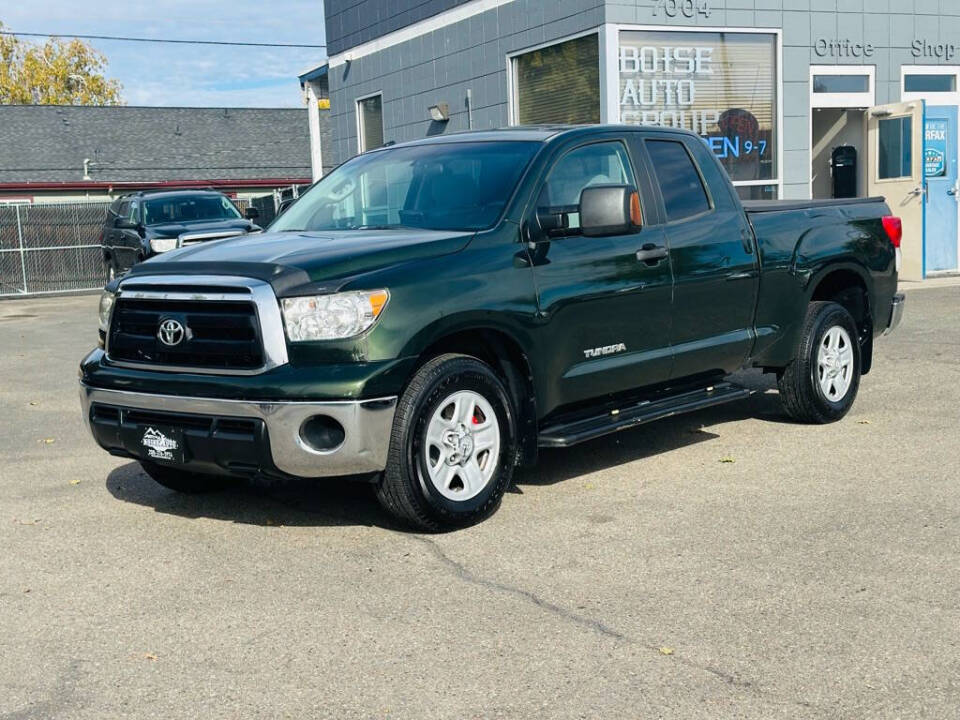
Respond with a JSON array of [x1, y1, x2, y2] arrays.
[[653, 0, 712, 19]]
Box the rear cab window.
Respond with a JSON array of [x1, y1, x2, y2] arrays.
[[645, 139, 712, 222]]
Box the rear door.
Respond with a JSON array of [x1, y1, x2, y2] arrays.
[[641, 133, 759, 381], [866, 101, 925, 280], [527, 137, 674, 415]]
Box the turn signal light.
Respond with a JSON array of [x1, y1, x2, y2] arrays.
[[882, 216, 902, 248]]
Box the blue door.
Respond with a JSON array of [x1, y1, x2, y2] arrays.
[[925, 106, 959, 273]]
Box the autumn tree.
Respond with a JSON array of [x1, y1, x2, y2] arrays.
[[0, 22, 123, 105]]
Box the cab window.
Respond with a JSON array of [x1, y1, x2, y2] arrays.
[[538, 142, 636, 233], [645, 140, 711, 222]]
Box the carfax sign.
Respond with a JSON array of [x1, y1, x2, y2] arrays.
[[925, 119, 948, 178]]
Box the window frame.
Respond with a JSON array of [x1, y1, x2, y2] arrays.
[[531, 138, 642, 240], [506, 28, 607, 126], [901, 65, 960, 106], [610, 24, 783, 200], [356, 91, 385, 154], [642, 136, 715, 225], [876, 115, 914, 181], [809, 65, 876, 109]]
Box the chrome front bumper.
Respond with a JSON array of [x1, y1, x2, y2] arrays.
[[80, 383, 397, 478], [884, 293, 905, 335]]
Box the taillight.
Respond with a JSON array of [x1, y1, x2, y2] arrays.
[[882, 216, 902, 248]]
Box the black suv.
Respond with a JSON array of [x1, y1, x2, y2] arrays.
[[100, 189, 261, 278]]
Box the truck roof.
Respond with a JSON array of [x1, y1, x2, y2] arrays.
[[376, 124, 701, 150]]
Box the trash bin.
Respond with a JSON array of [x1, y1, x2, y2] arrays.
[[831, 145, 857, 199]]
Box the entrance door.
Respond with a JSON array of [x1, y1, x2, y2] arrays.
[[867, 101, 925, 281], [925, 106, 960, 273]]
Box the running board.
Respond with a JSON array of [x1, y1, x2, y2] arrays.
[[538, 382, 754, 448]]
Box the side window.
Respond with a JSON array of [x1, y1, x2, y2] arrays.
[[877, 116, 912, 180], [116, 200, 130, 224], [645, 140, 711, 222], [539, 142, 636, 232], [128, 200, 140, 224]]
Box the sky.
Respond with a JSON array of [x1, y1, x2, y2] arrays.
[[1, 0, 327, 107]]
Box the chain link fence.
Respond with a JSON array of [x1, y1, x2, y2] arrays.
[[0, 202, 111, 297], [0, 198, 263, 298]]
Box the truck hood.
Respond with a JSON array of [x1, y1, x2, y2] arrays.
[[128, 228, 473, 295], [148, 218, 258, 238]]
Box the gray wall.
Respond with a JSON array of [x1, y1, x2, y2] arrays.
[[325, 0, 475, 56], [328, 0, 605, 164], [327, 0, 960, 199]]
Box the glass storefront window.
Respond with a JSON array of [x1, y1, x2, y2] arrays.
[[514, 34, 600, 125], [903, 74, 957, 93], [813, 75, 869, 93], [618, 30, 778, 193]]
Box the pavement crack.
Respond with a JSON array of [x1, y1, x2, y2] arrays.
[[410, 534, 830, 715], [410, 534, 627, 642]]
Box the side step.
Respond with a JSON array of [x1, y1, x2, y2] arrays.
[[538, 382, 754, 448]]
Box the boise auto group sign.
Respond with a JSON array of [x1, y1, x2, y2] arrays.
[[618, 30, 778, 183]]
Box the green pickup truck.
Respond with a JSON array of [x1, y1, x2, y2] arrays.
[[80, 126, 905, 529]]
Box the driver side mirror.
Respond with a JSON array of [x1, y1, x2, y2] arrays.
[[580, 185, 642, 237], [115, 217, 139, 230], [244, 207, 260, 220]]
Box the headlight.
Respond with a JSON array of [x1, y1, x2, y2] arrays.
[[281, 290, 389, 342], [150, 238, 178, 253], [98, 290, 116, 332]]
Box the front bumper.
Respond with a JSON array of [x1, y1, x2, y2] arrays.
[[884, 293, 905, 335], [80, 383, 396, 478]]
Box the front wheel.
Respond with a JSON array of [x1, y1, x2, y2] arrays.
[[376, 354, 517, 530], [778, 301, 862, 423]]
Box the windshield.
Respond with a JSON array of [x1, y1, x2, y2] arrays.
[[143, 195, 243, 225], [270, 141, 541, 233]]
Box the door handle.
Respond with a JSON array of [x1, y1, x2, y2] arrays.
[[725, 270, 757, 281], [636, 243, 668, 265]]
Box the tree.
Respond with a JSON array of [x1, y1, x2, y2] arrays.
[[0, 23, 123, 105]]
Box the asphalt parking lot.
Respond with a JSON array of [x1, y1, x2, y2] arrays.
[[1, 283, 958, 719]]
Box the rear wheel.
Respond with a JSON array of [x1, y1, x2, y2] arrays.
[[778, 301, 861, 423], [140, 461, 237, 493], [376, 354, 517, 530]]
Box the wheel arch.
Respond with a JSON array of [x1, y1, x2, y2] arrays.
[[805, 263, 874, 374], [415, 324, 538, 467]]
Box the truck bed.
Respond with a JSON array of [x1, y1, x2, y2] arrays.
[[742, 197, 886, 214]]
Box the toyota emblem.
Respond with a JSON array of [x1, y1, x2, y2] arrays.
[[157, 319, 186, 347]]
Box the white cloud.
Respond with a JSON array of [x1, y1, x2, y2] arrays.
[[2, 0, 327, 107]]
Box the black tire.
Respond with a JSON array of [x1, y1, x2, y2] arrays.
[[778, 301, 862, 424], [376, 354, 517, 531], [139, 461, 238, 493]]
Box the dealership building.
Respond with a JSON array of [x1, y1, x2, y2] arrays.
[[300, 0, 960, 279]]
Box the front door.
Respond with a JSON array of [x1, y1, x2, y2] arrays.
[[924, 106, 959, 273], [527, 138, 674, 416], [867, 101, 926, 280]]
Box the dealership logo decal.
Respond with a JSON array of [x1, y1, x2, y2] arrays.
[[141, 427, 179, 461], [157, 319, 186, 347]]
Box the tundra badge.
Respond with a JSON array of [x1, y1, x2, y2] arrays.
[[583, 343, 627, 359]]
